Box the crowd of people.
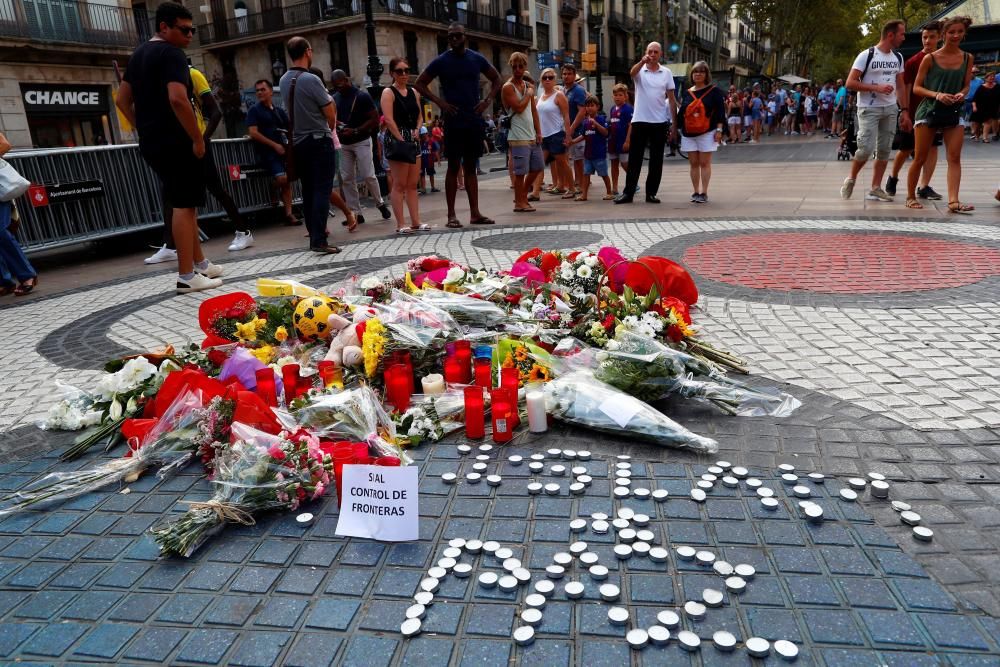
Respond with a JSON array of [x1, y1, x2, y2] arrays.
[[106, 2, 999, 294]]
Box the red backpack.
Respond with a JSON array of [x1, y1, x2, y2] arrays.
[[684, 85, 714, 135]]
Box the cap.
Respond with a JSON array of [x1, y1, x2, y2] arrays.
[[419, 126, 428, 135]]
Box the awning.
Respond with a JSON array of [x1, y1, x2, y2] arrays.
[[778, 74, 810, 84]]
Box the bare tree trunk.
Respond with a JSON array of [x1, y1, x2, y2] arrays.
[[676, 0, 690, 61], [711, 2, 731, 70]]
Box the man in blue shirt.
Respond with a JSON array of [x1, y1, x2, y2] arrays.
[[246, 79, 296, 227], [563, 63, 588, 194], [415, 22, 503, 228], [832, 78, 848, 136]]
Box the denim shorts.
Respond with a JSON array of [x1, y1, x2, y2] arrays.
[[542, 131, 567, 155], [583, 157, 608, 177]]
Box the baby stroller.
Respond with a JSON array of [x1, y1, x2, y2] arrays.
[[837, 98, 857, 160]]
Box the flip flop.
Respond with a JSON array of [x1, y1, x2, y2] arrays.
[[410, 224, 431, 231], [470, 217, 496, 225], [527, 195, 540, 202], [13, 277, 37, 296], [948, 201, 975, 214], [446, 219, 463, 228], [395, 227, 415, 235], [513, 206, 536, 212]]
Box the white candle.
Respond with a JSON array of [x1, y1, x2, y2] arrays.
[[421, 373, 446, 395], [526, 390, 547, 433]]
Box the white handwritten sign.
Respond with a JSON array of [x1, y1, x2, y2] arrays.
[[335, 465, 419, 541]]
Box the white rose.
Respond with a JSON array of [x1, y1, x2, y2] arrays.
[[445, 267, 465, 284], [360, 276, 382, 290], [475, 270, 488, 280], [606, 340, 621, 351]]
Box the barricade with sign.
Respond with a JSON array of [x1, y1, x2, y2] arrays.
[[5, 139, 300, 253]]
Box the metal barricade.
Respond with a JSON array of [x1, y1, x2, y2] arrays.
[[6, 139, 294, 254]]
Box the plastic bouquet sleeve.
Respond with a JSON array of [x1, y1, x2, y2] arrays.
[[665, 376, 802, 417], [412, 289, 509, 328], [0, 388, 205, 516], [543, 370, 719, 454], [151, 423, 332, 557], [287, 386, 412, 465]]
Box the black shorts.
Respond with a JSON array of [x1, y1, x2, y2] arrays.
[[443, 123, 485, 162], [141, 141, 207, 209]]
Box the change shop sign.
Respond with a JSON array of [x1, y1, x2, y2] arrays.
[[335, 465, 419, 541]]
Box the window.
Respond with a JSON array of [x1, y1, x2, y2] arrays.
[[537, 21, 550, 52], [328, 32, 350, 76], [404, 30, 419, 72]]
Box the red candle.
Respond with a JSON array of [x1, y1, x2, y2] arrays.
[[490, 388, 513, 443], [390, 351, 415, 395], [474, 357, 493, 388], [454, 342, 473, 384], [443, 356, 464, 385], [282, 364, 301, 403], [501, 369, 520, 427], [464, 386, 485, 439], [384, 363, 411, 412], [255, 368, 278, 407]]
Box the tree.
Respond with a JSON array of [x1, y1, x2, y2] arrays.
[[710, 1, 734, 70], [863, 0, 949, 34]]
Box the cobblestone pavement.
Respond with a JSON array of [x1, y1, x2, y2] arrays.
[[0, 217, 998, 664]]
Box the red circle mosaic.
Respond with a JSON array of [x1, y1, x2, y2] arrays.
[[681, 232, 1000, 294]]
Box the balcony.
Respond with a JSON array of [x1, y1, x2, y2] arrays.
[[559, 0, 579, 19], [198, 0, 531, 48], [0, 0, 144, 48], [607, 10, 634, 32]]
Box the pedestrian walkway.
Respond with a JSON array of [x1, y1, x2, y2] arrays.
[[0, 136, 997, 665]]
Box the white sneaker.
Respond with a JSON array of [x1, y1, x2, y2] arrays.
[[228, 231, 254, 252], [866, 187, 893, 202], [840, 178, 856, 200], [197, 261, 224, 279], [176, 273, 223, 293], [144, 244, 177, 265]]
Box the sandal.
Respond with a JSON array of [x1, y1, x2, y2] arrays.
[[948, 201, 975, 215], [470, 217, 496, 225], [347, 215, 358, 232], [574, 196, 587, 202], [904, 198, 924, 209], [602, 194, 614, 200], [546, 187, 564, 195], [410, 224, 431, 231], [527, 194, 540, 202], [513, 206, 536, 213], [446, 219, 463, 229], [561, 192, 576, 199], [13, 277, 37, 296], [395, 227, 415, 235]]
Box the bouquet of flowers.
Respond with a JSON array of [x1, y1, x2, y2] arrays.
[[1, 389, 204, 516], [543, 370, 720, 453], [411, 289, 509, 328], [286, 386, 411, 464], [392, 388, 470, 447], [151, 423, 333, 557]]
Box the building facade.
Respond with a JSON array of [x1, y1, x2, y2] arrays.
[[0, 0, 145, 148]]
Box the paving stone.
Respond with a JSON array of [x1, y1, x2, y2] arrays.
[[305, 598, 361, 631], [458, 639, 511, 667], [175, 628, 239, 664], [122, 627, 188, 663], [340, 635, 399, 667], [204, 595, 259, 627], [917, 613, 993, 651], [228, 630, 291, 666], [284, 633, 343, 667], [802, 609, 867, 646], [72, 623, 140, 659]]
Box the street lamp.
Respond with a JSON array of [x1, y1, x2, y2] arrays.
[[271, 58, 286, 85], [588, 0, 605, 105], [363, 0, 384, 103]]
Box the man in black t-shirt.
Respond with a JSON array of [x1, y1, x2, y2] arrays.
[[246, 79, 296, 226], [116, 1, 223, 293], [331, 70, 390, 224]]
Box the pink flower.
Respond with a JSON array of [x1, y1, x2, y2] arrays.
[[268, 446, 286, 461], [312, 482, 326, 500]]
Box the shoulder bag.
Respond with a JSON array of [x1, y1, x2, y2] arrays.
[[284, 71, 303, 183], [926, 54, 967, 129], [384, 87, 419, 164], [0, 157, 30, 202]]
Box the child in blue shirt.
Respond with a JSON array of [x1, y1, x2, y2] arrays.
[[608, 83, 633, 196], [418, 127, 440, 194], [571, 95, 613, 201]]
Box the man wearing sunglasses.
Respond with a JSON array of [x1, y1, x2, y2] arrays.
[[118, 1, 224, 293], [415, 22, 503, 227]]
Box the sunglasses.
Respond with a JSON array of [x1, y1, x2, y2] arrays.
[[394, 68, 409, 75], [542, 75, 555, 80], [175, 25, 196, 35]]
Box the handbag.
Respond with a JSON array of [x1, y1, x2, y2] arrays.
[[926, 101, 961, 128], [0, 158, 30, 202], [384, 131, 419, 163]]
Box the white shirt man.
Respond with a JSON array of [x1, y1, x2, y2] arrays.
[[841, 20, 909, 202], [615, 42, 678, 204]]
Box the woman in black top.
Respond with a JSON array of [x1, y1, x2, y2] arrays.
[[677, 61, 727, 203], [380, 57, 429, 233], [971, 71, 998, 142]]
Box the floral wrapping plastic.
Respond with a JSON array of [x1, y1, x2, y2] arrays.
[[543, 370, 720, 454], [283, 386, 412, 465], [151, 423, 333, 557], [411, 289, 509, 328], [1, 388, 204, 516]]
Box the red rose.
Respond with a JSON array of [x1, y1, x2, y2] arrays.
[[256, 311, 268, 320], [667, 324, 684, 343], [207, 349, 228, 367], [566, 251, 581, 261], [421, 258, 452, 272], [504, 293, 521, 304], [224, 307, 243, 319]]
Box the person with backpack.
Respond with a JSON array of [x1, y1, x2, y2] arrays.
[[676, 61, 726, 204], [840, 19, 910, 202]]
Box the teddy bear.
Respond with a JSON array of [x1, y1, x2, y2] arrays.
[[323, 309, 373, 368]]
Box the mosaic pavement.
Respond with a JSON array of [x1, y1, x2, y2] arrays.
[[0, 218, 998, 665]]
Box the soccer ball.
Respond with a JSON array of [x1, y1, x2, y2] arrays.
[[293, 296, 339, 341]]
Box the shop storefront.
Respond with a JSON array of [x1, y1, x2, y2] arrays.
[[20, 83, 117, 148]]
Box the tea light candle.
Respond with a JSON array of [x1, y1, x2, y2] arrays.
[[525, 389, 547, 433], [657, 610, 680, 628], [648, 625, 671, 645], [421, 373, 446, 395], [296, 512, 314, 527], [774, 640, 799, 660]]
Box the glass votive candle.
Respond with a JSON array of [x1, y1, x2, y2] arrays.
[[490, 388, 513, 443], [282, 364, 301, 403], [474, 357, 493, 388], [464, 386, 486, 439], [255, 368, 278, 406], [443, 356, 464, 385]]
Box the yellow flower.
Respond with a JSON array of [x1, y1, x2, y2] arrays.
[[253, 317, 267, 332], [514, 346, 528, 362], [274, 326, 288, 342], [235, 320, 257, 342], [502, 352, 515, 369], [527, 364, 550, 383], [361, 318, 387, 377], [250, 345, 275, 364]]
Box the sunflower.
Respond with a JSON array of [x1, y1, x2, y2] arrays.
[[514, 346, 529, 362], [502, 352, 515, 368], [527, 364, 551, 383]]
